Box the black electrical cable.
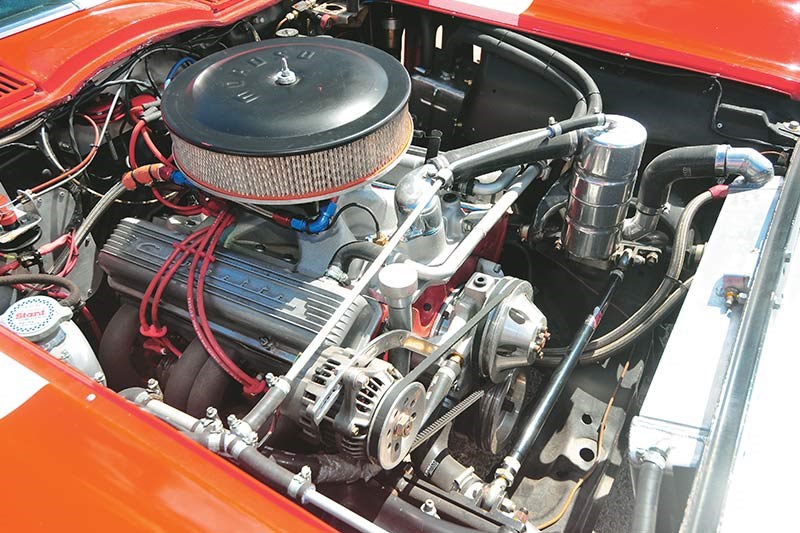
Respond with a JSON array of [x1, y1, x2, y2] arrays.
[[144, 55, 160, 98], [329, 203, 381, 236]]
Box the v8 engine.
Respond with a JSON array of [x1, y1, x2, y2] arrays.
[[0, 3, 792, 532]]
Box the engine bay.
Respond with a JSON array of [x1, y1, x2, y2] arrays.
[[1, 2, 798, 531]]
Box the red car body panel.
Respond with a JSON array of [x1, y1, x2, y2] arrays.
[[398, 0, 800, 100], [2, 0, 799, 131], [0, 327, 332, 532], [0, 0, 281, 130]]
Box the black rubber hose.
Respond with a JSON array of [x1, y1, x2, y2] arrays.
[[482, 26, 603, 114], [508, 258, 628, 466], [164, 338, 208, 412], [236, 445, 299, 493], [98, 305, 142, 390], [184, 432, 298, 491], [265, 448, 380, 484], [631, 460, 665, 533], [419, 13, 435, 70], [0, 273, 81, 309], [376, 495, 498, 533], [450, 28, 587, 118], [449, 133, 577, 183], [637, 145, 719, 211], [441, 114, 602, 182], [186, 356, 233, 418], [329, 240, 385, 271]]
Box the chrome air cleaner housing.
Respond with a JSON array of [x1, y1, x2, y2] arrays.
[[162, 37, 413, 205]]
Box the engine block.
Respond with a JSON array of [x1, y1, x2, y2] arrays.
[[99, 218, 381, 369]]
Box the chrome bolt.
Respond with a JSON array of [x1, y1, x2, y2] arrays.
[[206, 407, 218, 419]]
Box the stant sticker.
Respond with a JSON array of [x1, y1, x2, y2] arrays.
[[429, 0, 533, 25]]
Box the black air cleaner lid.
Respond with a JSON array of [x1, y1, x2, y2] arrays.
[[162, 37, 411, 157]]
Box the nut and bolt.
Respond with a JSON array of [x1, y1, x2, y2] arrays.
[[420, 499, 438, 517], [788, 120, 800, 131], [355, 373, 370, 390], [259, 336, 273, 348], [205, 407, 218, 419], [499, 498, 517, 514], [723, 288, 748, 309], [394, 413, 413, 437], [645, 252, 660, 265]]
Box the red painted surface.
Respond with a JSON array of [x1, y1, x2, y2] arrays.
[[397, 0, 800, 100], [0, 327, 332, 532], [1, 0, 798, 131], [0, 0, 281, 130]]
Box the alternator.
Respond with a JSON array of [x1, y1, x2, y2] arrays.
[[288, 347, 425, 469]]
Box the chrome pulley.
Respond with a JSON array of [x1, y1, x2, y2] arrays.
[[367, 381, 427, 469], [475, 369, 528, 454], [477, 277, 549, 383]]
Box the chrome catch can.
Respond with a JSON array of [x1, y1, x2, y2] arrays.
[[562, 115, 647, 264]]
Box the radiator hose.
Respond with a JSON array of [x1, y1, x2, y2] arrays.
[[631, 457, 666, 533], [624, 145, 774, 239]]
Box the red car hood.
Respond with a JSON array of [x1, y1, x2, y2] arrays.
[[0, 0, 798, 131], [399, 0, 800, 99]]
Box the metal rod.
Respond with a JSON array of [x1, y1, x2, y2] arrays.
[[304, 489, 389, 533], [408, 163, 543, 282], [496, 254, 630, 481], [241, 169, 447, 433]]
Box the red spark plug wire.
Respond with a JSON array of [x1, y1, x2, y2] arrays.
[[186, 211, 265, 394]]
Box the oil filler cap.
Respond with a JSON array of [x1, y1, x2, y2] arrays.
[[0, 296, 72, 343]]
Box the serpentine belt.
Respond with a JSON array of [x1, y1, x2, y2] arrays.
[[368, 281, 517, 455], [411, 389, 485, 452]]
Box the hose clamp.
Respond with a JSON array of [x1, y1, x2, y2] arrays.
[[714, 145, 730, 177], [288, 465, 313, 499]]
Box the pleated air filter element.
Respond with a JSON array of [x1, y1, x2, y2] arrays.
[[162, 38, 413, 205]]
